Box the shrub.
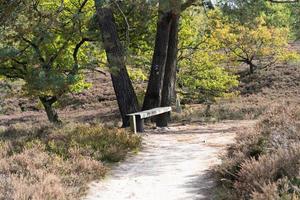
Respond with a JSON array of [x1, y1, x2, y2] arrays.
[[171, 96, 269, 124], [235, 144, 300, 199], [46, 123, 141, 162], [0, 123, 141, 199], [215, 103, 300, 200]]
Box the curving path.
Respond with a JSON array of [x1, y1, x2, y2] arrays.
[[84, 121, 254, 200]]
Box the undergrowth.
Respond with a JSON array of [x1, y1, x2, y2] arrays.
[[214, 103, 300, 200], [0, 123, 141, 200], [171, 96, 268, 123]]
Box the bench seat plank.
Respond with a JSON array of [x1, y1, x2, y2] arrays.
[[127, 107, 172, 133], [127, 107, 171, 119]]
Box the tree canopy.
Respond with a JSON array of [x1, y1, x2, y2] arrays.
[[0, 0, 100, 97]]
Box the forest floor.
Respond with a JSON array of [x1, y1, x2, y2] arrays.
[[84, 120, 255, 200]]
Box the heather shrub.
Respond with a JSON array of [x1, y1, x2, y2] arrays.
[[171, 97, 268, 123], [215, 103, 300, 200], [0, 144, 72, 199], [235, 144, 300, 199], [0, 123, 141, 199], [46, 123, 141, 162]]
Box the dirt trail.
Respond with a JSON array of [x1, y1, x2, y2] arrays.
[[84, 120, 254, 200]]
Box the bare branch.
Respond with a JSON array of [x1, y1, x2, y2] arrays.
[[93, 68, 107, 75]]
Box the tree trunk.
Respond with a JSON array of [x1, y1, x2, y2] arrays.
[[95, 6, 140, 127], [39, 96, 60, 123], [245, 60, 257, 74], [205, 104, 211, 117], [142, 11, 173, 111], [249, 63, 256, 74], [157, 14, 180, 127]]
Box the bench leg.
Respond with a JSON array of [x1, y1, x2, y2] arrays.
[[136, 116, 144, 132], [130, 116, 144, 133], [156, 112, 170, 127], [130, 115, 137, 134]]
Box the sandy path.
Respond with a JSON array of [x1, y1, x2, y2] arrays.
[[84, 120, 254, 200]]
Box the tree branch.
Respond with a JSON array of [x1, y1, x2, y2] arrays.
[[46, 0, 90, 68], [93, 68, 107, 75], [70, 37, 95, 75], [47, 40, 70, 66], [78, 0, 89, 13], [21, 37, 45, 64]]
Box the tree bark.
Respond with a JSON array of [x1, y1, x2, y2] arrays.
[[157, 14, 180, 127], [95, 6, 140, 127], [142, 11, 173, 111], [249, 62, 256, 74], [39, 96, 60, 123]]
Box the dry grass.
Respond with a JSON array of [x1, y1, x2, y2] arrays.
[[214, 103, 300, 200], [0, 122, 141, 199]]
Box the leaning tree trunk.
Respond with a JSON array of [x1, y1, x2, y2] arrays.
[[95, 5, 140, 127], [142, 10, 173, 111], [157, 14, 180, 127], [39, 96, 60, 123]]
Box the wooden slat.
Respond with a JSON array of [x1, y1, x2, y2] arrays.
[[127, 107, 172, 119]]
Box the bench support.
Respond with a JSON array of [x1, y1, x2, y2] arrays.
[[130, 115, 144, 134], [156, 112, 170, 127], [127, 107, 171, 133]]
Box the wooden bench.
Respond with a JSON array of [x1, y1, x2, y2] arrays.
[[127, 107, 172, 133]]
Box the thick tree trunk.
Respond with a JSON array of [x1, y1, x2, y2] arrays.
[[142, 11, 173, 111], [39, 96, 60, 123], [95, 6, 140, 127], [157, 14, 180, 127]]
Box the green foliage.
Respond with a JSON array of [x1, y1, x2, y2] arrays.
[[178, 51, 239, 103], [112, 0, 157, 71], [219, 0, 293, 28], [288, 4, 300, 39], [207, 9, 300, 73], [0, 0, 102, 98], [128, 67, 147, 82], [178, 8, 239, 104]]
